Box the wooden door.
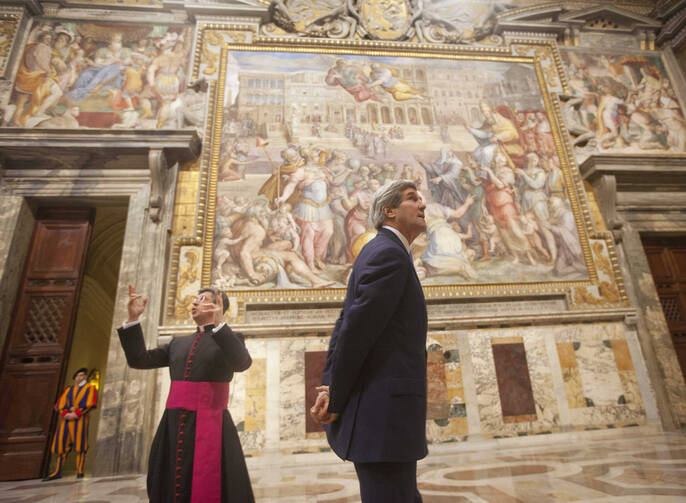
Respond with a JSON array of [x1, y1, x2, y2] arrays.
[[0, 209, 92, 480], [642, 236, 686, 383]]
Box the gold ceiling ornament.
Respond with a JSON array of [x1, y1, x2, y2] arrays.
[[174, 247, 202, 321], [0, 16, 19, 58], [193, 24, 256, 81], [202, 31, 222, 77], [264, 0, 504, 45], [570, 237, 627, 308], [511, 40, 566, 93]]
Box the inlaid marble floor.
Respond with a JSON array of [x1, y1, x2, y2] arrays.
[[2, 430, 685, 502]]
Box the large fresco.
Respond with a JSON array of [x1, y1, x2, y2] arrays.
[[210, 49, 590, 292], [561, 50, 686, 153], [5, 22, 192, 128]]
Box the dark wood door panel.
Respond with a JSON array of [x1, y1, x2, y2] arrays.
[[642, 236, 686, 382], [0, 444, 45, 480], [5, 291, 76, 355], [644, 249, 673, 283], [0, 209, 92, 481], [0, 368, 61, 437], [28, 221, 91, 279]]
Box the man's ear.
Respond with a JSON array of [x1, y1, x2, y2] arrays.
[[382, 206, 395, 219]]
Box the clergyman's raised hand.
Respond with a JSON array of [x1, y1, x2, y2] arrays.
[[126, 284, 147, 323]]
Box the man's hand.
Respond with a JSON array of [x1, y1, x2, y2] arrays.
[[126, 285, 147, 323], [213, 289, 224, 326], [309, 385, 339, 425], [64, 412, 78, 421], [194, 288, 224, 326]]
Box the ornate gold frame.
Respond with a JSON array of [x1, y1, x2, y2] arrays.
[[165, 30, 629, 323]]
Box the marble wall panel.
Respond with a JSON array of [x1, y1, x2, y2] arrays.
[[231, 339, 266, 454], [244, 358, 266, 432], [557, 342, 586, 409], [470, 328, 560, 436], [426, 333, 469, 442], [214, 322, 654, 457], [279, 338, 305, 442], [554, 323, 647, 427], [492, 338, 537, 423]]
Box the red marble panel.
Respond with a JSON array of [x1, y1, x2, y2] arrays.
[[492, 342, 537, 420]]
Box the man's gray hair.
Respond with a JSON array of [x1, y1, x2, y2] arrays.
[[368, 179, 417, 229]]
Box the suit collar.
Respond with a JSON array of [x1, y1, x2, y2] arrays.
[[378, 227, 411, 254]]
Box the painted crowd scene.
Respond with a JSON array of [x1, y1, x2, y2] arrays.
[[5, 22, 194, 129], [562, 50, 686, 152], [211, 51, 589, 291]]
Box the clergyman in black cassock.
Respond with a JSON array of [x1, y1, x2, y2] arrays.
[[118, 285, 254, 503]]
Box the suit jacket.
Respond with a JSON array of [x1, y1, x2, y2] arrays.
[[322, 227, 428, 463]]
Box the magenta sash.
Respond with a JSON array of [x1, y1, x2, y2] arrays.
[[166, 381, 229, 503]]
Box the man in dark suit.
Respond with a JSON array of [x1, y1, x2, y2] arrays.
[[311, 179, 428, 502]]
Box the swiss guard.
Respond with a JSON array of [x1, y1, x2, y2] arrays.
[[43, 367, 98, 480]]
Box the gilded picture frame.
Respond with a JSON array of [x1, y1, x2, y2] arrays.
[[166, 35, 626, 321]]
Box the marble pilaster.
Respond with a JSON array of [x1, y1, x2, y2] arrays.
[[619, 223, 686, 428], [0, 193, 33, 355], [93, 176, 178, 475]]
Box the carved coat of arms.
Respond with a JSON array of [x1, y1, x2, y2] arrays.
[[359, 0, 413, 40]]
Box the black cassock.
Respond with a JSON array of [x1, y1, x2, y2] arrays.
[[118, 322, 255, 503]]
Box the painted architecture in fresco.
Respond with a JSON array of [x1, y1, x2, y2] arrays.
[[5, 22, 192, 128], [212, 52, 588, 291], [561, 50, 686, 152]]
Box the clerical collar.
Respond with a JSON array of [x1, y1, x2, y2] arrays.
[[382, 225, 411, 254], [197, 324, 214, 334]]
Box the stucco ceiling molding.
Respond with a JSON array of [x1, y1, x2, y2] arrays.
[[580, 154, 686, 240], [655, 2, 686, 49], [0, 129, 200, 223], [497, 3, 660, 47]]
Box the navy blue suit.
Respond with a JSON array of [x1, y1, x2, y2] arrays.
[[322, 228, 428, 501]]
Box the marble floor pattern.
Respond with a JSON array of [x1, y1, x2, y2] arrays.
[[1, 430, 685, 502]]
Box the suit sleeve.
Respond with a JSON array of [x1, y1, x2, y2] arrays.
[[117, 323, 170, 369], [211, 324, 252, 372], [326, 246, 410, 414], [321, 310, 344, 387]]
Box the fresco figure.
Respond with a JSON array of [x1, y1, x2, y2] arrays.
[[562, 50, 686, 153], [258, 147, 305, 205], [482, 154, 536, 265], [276, 147, 335, 271], [68, 32, 130, 104], [416, 148, 465, 208], [422, 197, 477, 280], [548, 198, 586, 276], [515, 153, 556, 262], [466, 101, 524, 168], [367, 63, 424, 101], [12, 32, 63, 126], [325, 59, 382, 103], [228, 201, 333, 288], [147, 37, 191, 128]]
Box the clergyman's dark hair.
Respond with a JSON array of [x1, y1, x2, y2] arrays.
[[198, 287, 230, 313]]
